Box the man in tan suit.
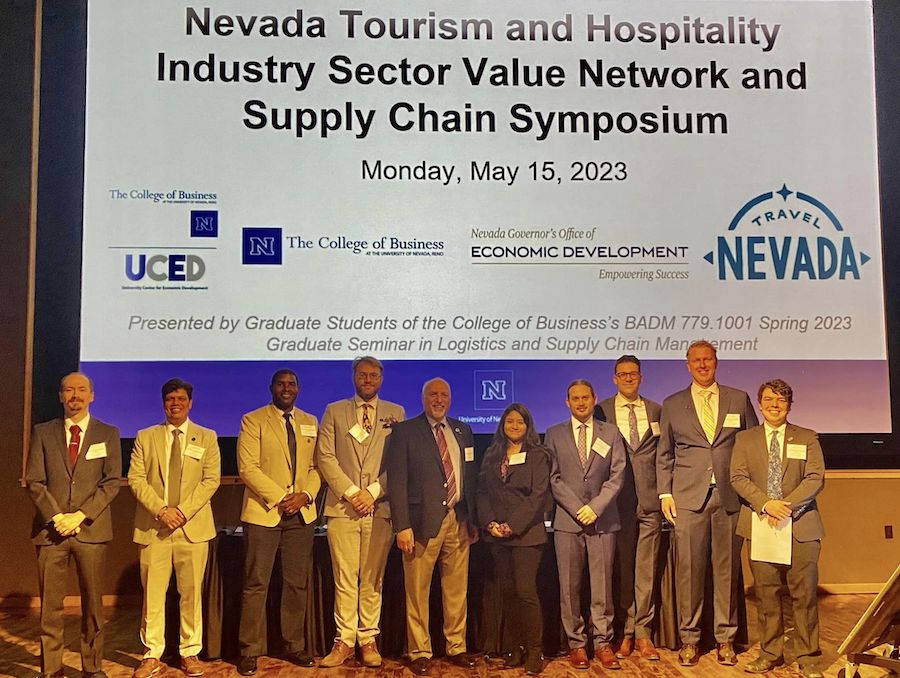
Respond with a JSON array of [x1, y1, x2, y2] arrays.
[[237, 369, 321, 675], [316, 356, 405, 668], [129, 378, 221, 678]]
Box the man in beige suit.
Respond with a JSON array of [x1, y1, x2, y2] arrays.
[[129, 378, 221, 678], [237, 369, 321, 675], [316, 356, 405, 668]]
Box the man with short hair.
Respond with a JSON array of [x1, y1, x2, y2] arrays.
[[546, 379, 626, 671], [26, 372, 121, 678], [237, 369, 321, 675], [129, 378, 221, 678], [657, 340, 758, 666], [386, 378, 479, 676], [731, 380, 825, 678], [316, 356, 405, 668], [597, 356, 663, 661]]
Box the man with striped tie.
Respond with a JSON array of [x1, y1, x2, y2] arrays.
[[656, 341, 758, 667]]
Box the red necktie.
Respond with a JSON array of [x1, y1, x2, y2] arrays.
[[69, 424, 81, 466]]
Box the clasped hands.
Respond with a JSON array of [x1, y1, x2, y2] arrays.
[[51, 510, 86, 537], [156, 506, 187, 530], [348, 488, 376, 517], [279, 492, 310, 516], [763, 499, 792, 526]]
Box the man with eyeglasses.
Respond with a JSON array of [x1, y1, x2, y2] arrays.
[[597, 356, 663, 661], [731, 380, 824, 678]]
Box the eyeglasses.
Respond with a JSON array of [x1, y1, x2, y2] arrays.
[[615, 371, 641, 380]]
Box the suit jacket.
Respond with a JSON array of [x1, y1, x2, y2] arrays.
[[129, 421, 220, 544], [316, 397, 405, 519], [545, 418, 626, 534], [26, 416, 122, 545], [730, 423, 825, 542], [598, 396, 662, 514], [476, 446, 551, 546], [238, 404, 322, 527], [656, 384, 759, 513], [386, 413, 477, 543]]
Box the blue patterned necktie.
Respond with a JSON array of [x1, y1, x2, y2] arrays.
[[767, 430, 783, 499]]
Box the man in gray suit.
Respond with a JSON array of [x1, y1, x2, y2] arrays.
[[657, 340, 758, 666], [316, 356, 405, 668], [731, 380, 825, 678], [25, 372, 122, 678], [597, 355, 663, 661], [546, 379, 626, 670]]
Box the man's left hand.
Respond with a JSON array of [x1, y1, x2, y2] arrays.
[[280, 492, 309, 515]]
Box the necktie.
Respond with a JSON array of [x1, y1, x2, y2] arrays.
[[283, 412, 297, 478], [767, 431, 783, 499], [434, 423, 457, 508], [577, 423, 588, 469], [362, 403, 372, 434], [68, 425, 81, 466], [701, 390, 716, 443], [626, 404, 640, 449], [168, 429, 182, 508]]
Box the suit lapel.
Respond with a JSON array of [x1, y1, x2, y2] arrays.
[[154, 424, 168, 486], [447, 419, 468, 492], [712, 387, 730, 444], [685, 389, 707, 443], [267, 407, 292, 469], [344, 400, 366, 467], [368, 401, 387, 453], [782, 424, 797, 480], [56, 420, 74, 477]]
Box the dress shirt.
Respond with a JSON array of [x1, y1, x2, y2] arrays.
[[269, 404, 313, 504], [426, 415, 462, 504], [614, 394, 649, 443], [64, 413, 91, 455], [763, 422, 787, 461], [570, 416, 594, 446], [163, 420, 190, 506], [691, 381, 720, 484], [342, 396, 383, 501]]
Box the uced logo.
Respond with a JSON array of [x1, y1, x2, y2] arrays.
[[125, 253, 205, 281]]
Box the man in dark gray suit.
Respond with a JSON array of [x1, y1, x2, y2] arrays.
[[546, 379, 626, 671], [656, 340, 758, 667], [597, 355, 663, 661], [25, 372, 122, 678]]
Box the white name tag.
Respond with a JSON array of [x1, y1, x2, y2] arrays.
[[650, 421, 660, 436], [464, 446, 475, 462], [507, 452, 526, 465], [349, 423, 369, 443], [299, 424, 317, 437], [786, 443, 807, 460], [723, 413, 742, 428], [592, 438, 610, 458], [84, 443, 107, 460], [184, 444, 205, 460]]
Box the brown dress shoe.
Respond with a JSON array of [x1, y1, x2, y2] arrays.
[[716, 642, 737, 666], [615, 637, 633, 659], [133, 658, 162, 678], [181, 656, 204, 677], [448, 653, 477, 668], [320, 640, 354, 668], [568, 648, 589, 670], [635, 638, 660, 661], [410, 658, 430, 676], [360, 642, 382, 668], [596, 645, 621, 670], [678, 643, 700, 666]]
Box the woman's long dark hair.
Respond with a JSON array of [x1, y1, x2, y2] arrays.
[[481, 402, 545, 471]]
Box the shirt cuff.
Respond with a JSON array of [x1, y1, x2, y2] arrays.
[[302, 490, 313, 504], [659, 493, 673, 499], [343, 484, 362, 499], [367, 481, 382, 499]]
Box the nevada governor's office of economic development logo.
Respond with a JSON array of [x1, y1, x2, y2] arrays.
[[704, 184, 871, 280], [242, 227, 283, 265]]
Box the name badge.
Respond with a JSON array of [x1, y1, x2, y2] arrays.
[[349, 423, 369, 443], [650, 421, 660, 436], [723, 413, 742, 428], [786, 443, 807, 460], [592, 438, 610, 458], [508, 452, 526, 465], [299, 424, 317, 437], [464, 446, 475, 462], [85, 443, 107, 460], [184, 444, 205, 460]]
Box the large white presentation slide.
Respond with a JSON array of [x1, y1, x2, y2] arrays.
[[79, 1, 889, 435]]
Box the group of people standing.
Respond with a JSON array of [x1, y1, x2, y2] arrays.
[[25, 341, 825, 678]]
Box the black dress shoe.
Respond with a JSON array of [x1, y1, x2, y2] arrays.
[[410, 658, 430, 675], [448, 653, 477, 668], [501, 648, 524, 669], [82, 672, 108, 678], [284, 652, 315, 668], [237, 656, 258, 676]]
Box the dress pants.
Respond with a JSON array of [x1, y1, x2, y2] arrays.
[[239, 517, 314, 657], [673, 485, 742, 644], [326, 515, 393, 646], [489, 543, 544, 658], [615, 507, 663, 639], [555, 530, 616, 650], [402, 510, 469, 660], [750, 539, 821, 667], [36, 539, 106, 674], [138, 528, 209, 659]]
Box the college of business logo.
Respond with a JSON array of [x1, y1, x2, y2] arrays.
[[190, 210, 218, 238], [474, 370, 514, 410], [704, 184, 871, 280], [242, 227, 282, 265]]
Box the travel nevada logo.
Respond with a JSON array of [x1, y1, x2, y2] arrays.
[[704, 184, 871, 280]]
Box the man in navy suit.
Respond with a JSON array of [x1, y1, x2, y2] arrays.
[[546, 379, 626, 670], [386, 378, 478, 676], [656, 340, 758, 666]]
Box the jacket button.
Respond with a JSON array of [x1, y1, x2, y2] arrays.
[[443, 482, 447, 488], [441, 500, 447, 506]]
